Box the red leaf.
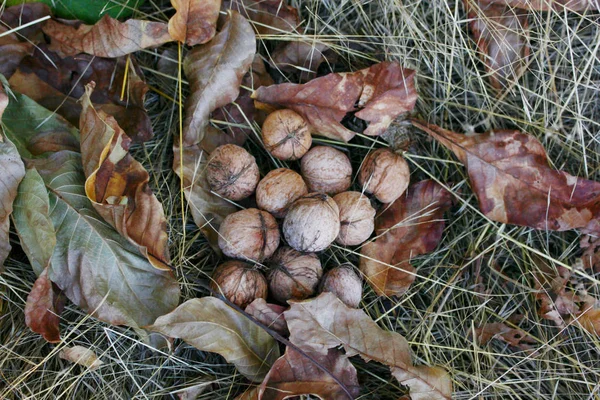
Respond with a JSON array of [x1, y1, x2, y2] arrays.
[[25, 268, 66, 343]]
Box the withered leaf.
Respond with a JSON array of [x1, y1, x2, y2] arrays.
[[43, 15, 172, 57], [259, 348, 360, 400], [169, 0, 221, 46], [252, 62, 417, 142], [271, 41, 332, 83], [175, 11, 255, 248], [79, 83, 171, 270], [223, 0, 300, 35], [285, 293, 452, 399], [24, 268, 65, 343], [245, 298, 288, 336], [59, 346, 104, 370], [412, 120, 600, 234], [360, 180, 454, 297], [473, 322, 536, 348], [463, 0, 529, 89], [149, 297, 280, 382], [0, 3, 51, 42]]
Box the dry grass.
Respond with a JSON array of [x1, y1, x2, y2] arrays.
[[1, 0, 600, 398]]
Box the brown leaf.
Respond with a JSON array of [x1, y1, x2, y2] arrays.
[[223, 0, 300, 35], [79, 83, 170, 270], [359, 180, 454, 297], [9, 46, 153, 143], [576, 306, 600, 335], [245, 298, 289, 336], [0, 3, 51, 41], [473, 322, 536, 348], [169, 0, 221, 46], [236, 386, 260, 400], [285, 293, 452, 399], [464, 0, 529, 89], [271, 41, 333, 83], [43, 15, 172, 57], [24, 268, 65, 343], [259, 348, 360, 400], [412, 120, 600, 234], [175, 11, 255, 248], [252, 62, 417, 142], [0, 41, 33, 80], [59, 346, 104, 369]]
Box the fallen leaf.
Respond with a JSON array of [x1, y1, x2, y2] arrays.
[[271, 41, 332, 82], [1, 3, 51, 41], [235, 386, 260, 400], [149, 297, 280, 382], [169, 0, 221, 46], [24, 268, 65, 343], [576, 306, 600, 335], [80, 83, 170, 270], [259, 348, 360, 400], [285, 293, 452, 399], [463, 0, 529, 89], [412, 120, 600, 234], [359, 180, 454, 297], [0, 41, 33, 80], [175, 11, 255, 248], [252, 62, 417, 142], [245, 298, 288, 336], [59, 345, 103, 369], [473, 322, 536, 348], [43, 15, 172, 57], [223, 0, 300, 35]]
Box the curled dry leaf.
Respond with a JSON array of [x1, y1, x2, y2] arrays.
[[285, 293, 452, 399], [253, 61, 417, 142], [24, 268, 65, 343], [412, 120, 600, 234], [223, 0, 300, 35], [463, 0, 529, 89], [59, 346, 103, 370], [259, 348, 360, 400], [360, 180, 454, 297], [175, 11, 255, 248], [42, 15, 172, 57], [245, 298, 289, 336], [169, 0, 221, 46], [473, 322, 536, 349], [80, 83, 171, 270], [148, 297, 280, 382]]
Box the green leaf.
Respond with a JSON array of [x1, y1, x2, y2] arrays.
[[149, 297, 280, 382], [12, 168, 56, 276]]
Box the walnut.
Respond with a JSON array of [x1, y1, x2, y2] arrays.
[[300, 146, 352, 195], [210, 261, 268, 308], [206, 144, 260, 201], [283, 193, 340, 252], [256, 168, 308, 218], [262, 109, 312, 160], [218, 208, 280, 262], [333, 191, 376, 246], [267, 247, 323, 303], [358, 148, 409, 203], [319, 264, 363, 308]]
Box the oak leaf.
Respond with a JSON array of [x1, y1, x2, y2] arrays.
[[259, 348, 360, 400], [42, 15, 172, 57], [245, 298, 288, 336], [148, 297, 280, 382], [24, 268, 65, 343], [169, 0, 221, 46], [252, 62, 417, 142], [175, 11, 255, 248], [285, 293, 452, 399], [360, 180, 454, 297], [412, 120, 600, 234], [59, 346, 103, 369]]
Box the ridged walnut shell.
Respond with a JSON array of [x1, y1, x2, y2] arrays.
[[218, 208, 280, 262], [262, 109, 312, 160], [267, 247, 323, 303], [210, 261, 268, 308], [256, 168, 308, 218], [300, 146, 352, 195], [333, 191, 376, 246], [206, 144, 260, 201], [358, 148, 409, 203], [319, 264, 363, 308], [283, 193, 340, 252]]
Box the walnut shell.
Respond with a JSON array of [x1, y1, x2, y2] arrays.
[[358, 148, 409, 203], [218, 208, 280, 262], [333, 191, 376, 246], [267, 247, 323, 303], [283, 193, 340, 252], [210, 261, 268, 308], [262, 109, 312, 160], [300, 146, 352, 195], [206, 144, 260, 201], [319, 264, 363, 308], [256, 168, 308, 218]]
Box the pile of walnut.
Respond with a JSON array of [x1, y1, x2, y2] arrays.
[[208, 109, 410, 309]]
